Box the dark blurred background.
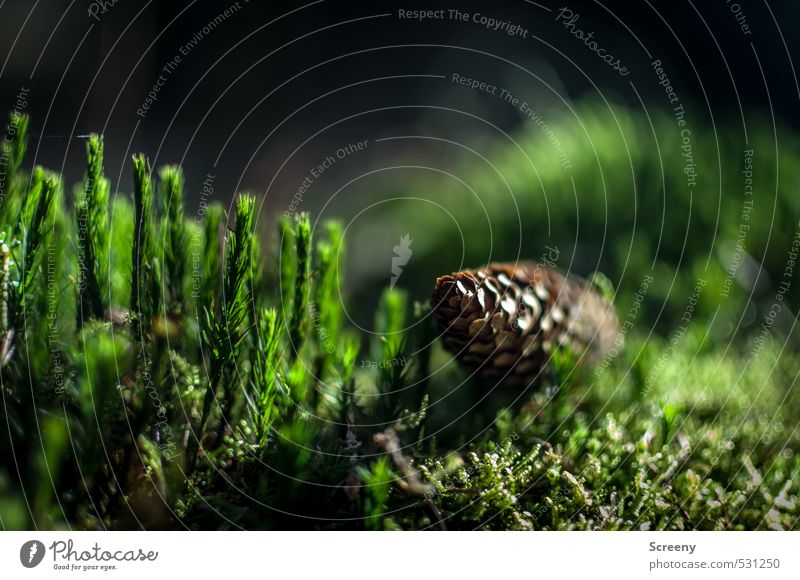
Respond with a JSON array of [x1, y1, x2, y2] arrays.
[[2, 1, 796, 185], [2, 0, 799, 333]]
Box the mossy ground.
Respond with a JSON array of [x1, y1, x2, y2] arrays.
[[0, 110, 797, 531]]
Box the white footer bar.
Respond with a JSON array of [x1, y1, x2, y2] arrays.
[[1, 531, 798, 578]]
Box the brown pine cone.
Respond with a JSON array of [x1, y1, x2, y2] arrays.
[[430, 262, 619, 386]]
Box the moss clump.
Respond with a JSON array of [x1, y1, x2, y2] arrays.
[[0, 113, 797, 530]]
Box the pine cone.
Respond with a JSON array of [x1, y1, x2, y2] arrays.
[[430, 262, 618, 386]]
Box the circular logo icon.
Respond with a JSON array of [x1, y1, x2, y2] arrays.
[[19, 540, 46, 568]]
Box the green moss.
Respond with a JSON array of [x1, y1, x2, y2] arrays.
[[0, 111, 797, 531]]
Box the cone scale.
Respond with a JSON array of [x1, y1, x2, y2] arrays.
[[431, 262, 619, 386]]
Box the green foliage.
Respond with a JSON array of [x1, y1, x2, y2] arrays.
[[0, 242, 12, 368], [278, 215, 295, 322], [199, 202, 224, 311], [357, 457, 395, 530], [76, 134, 109, 324], [75, 323, 130, 480], [3, 113, 28, 177], [223, 195, 255, 338], [372, 288, 410, 420], [193, 195, 256, 463], [0, 111, 797, 532], [250, 308, 283, 448], [374, 288, 406, 362], [290, 212, 311, 357], [13, 168, 57, 329], [131, 154, 160, 334], [159, 165, 187, 317], [0, 113, 29, 226], [314, 220, 344, 375]]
